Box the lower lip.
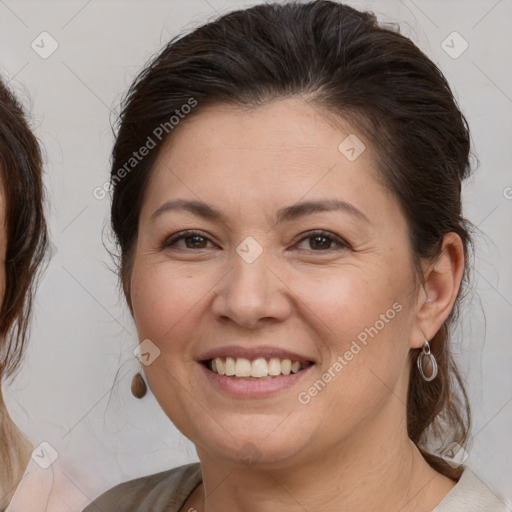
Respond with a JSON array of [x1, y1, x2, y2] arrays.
[[199, 363, 314, 398]]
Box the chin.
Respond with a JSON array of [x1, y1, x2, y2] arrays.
[[189, 413, 318, 470]]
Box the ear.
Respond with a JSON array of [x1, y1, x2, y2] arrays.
[[411, 232, 465, 349]]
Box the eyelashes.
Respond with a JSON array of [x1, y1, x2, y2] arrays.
[[294, 230, 349, 251], [161, 230, 213, 250], [160, 229, 350, 252]]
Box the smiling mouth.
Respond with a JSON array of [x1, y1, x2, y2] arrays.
[[202, 357, 314, 380]]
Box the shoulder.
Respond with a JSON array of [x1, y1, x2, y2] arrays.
[[7, 458, 92, 512], [81, 462, 202, 512], [434, 465, 511, 512]]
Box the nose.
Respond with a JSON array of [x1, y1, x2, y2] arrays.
[[210, 251, 292, 329]]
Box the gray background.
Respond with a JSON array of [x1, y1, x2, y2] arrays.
[[1, 0, 511, 504]]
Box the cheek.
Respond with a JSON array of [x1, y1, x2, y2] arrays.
[[129, 259, 209, 422], [291, 262, 407, 343], [291, 263, 413, 400], [130, 259, 208, 340]]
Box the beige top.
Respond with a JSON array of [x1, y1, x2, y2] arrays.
[[82, 462, 510, 512]]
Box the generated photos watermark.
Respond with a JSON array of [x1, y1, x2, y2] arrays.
[[297, 301, 403, 405], [93, 97, 198, 200]]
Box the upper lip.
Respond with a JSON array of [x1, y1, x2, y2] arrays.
[[197, 345, 315, 364]]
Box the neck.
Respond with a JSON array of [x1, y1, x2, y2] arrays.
[[192, 420, 453, 512]]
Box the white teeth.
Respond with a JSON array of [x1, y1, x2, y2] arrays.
[[281, 359, 291, 376], [209, 356, 309, 378], [235, 357, 252, 377], [251, 358, 269, 378], [225, 356, 236, 376], [268, 358, 281, 376], [214, 357, 225, 375], [291, 361, 301, 374]]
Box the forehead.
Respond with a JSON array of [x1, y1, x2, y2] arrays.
[[154, 99, 372, 179], [141, 98, 397, 227], [162, 98, 367, 165]]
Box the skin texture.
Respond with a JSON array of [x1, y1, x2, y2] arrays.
[[129, 98, 464, 512]]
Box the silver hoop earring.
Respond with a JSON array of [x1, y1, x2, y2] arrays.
[[417, 340, 438, 382]]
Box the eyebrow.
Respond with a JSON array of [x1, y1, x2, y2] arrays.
[[151, 198, 370, 224]]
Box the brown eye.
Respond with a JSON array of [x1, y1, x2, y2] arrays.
[[309, 235, 332, 250], [183, 235, 208, 249], [161, 230, 214, 250], [295, 230, 349, 252]]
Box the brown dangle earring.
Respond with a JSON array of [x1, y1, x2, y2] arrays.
[[131, 364, 147, 399]]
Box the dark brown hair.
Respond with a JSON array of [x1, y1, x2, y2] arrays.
[[0, 77, 48, 501], [109, 1, 472, 479]]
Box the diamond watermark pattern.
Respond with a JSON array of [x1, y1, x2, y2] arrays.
[[31, 441, 59, 469], [134, 339, 161, 366], [31, 32, 59, 59], [236, 236, 263, 264], [237, 442, 262, 466], [441, 31, 468, 59], [438, 442, 469, 468], [338, 134, 366, 161]]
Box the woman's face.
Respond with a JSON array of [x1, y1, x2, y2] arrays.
[[130, 98, 424, 468]]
